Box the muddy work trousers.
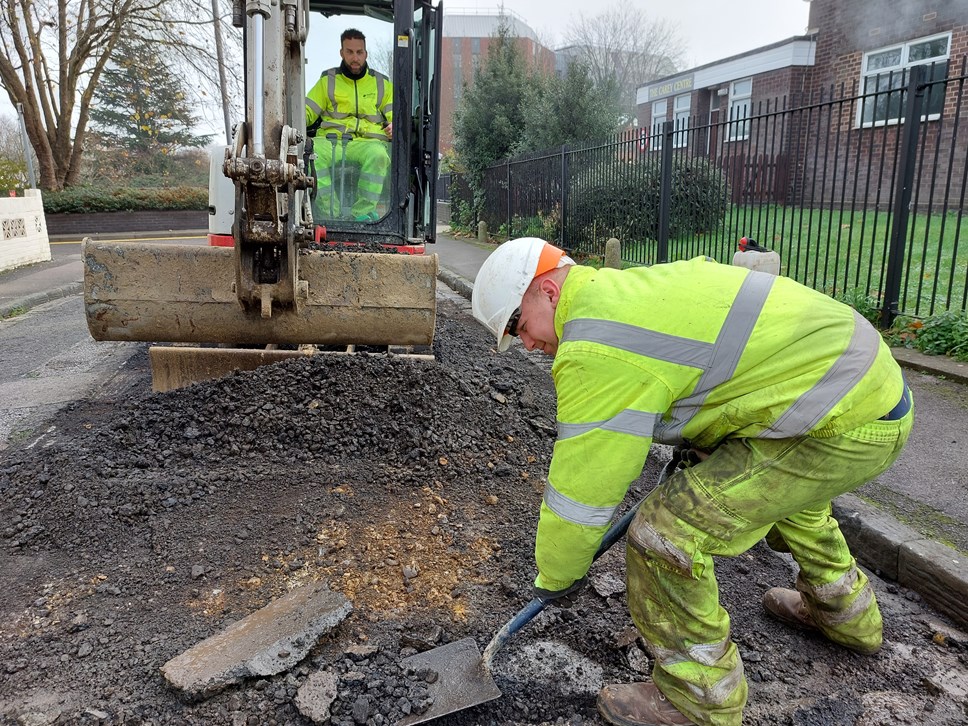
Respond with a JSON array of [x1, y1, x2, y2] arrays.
[[313, 137, 389, 220], [626, 408, 913, 726]]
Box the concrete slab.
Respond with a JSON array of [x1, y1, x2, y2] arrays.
[[899, 539, 968, 627], [161, 583, 351, 698]]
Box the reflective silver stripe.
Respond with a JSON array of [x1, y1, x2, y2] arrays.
[[362, 131, 388, 140], [800, 567, 857, 601], [661, 271, 775, 441], [383, 102, 394, 115], [557, 409, 660, 440], [360, 172, 385, 185], [628, 517, 693, 575], [561, 319, 712, 368], [766, 310, 880, 437], [358, 188, 382, 201], [328, 110, 351, 119], [363, 113, 384, 123], [306, 97, 323, 117], [326, 69, 338, 112], [543, 481, 618, 526], [318, 121, 347, 131], [686, 662, 745, 705], [651, 637, 730, 667], [374, 71, 387, 107]]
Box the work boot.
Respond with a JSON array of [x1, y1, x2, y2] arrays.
[[597, 682, 695, 726], [761, 587, 880, 655]]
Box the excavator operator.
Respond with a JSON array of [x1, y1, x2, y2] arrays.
[[306, 28, 393, 222]]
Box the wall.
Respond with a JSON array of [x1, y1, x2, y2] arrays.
[[44, 210, 208, 237], [0, 190, 50, 273]]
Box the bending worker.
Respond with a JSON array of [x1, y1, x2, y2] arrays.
[[471, 237, 913, 726], [305, 28, 393, 222]]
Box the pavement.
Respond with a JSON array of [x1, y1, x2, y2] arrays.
[[2, 227, 968, 630]]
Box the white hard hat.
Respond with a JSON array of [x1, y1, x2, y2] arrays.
[[471, 237, 574, 352]]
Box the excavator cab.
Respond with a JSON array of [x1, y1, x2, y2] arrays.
[[83, 0, 443, 390]]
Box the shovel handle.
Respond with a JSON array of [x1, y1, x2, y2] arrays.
[[481, 458, 677, 669]]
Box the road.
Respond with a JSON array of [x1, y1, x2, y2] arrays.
[[0, 235, 207, 450]]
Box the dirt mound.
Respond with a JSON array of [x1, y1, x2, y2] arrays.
[[1, 295, 966, 725]]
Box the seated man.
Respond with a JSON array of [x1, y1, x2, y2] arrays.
[[305, 28, 393, 222]]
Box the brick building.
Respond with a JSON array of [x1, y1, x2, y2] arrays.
[[439, 10, 555, 152], [636, 0, 968, 208]]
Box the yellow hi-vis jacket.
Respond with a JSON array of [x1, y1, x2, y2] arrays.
[[535, 258, 904, 591], [305, 65, 393, 140]]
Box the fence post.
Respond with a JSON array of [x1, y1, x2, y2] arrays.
[[560, 144, 568, 247], [657, 121, 674, 263], [506, 159, 512, 240], [881, 65, 926, 329]]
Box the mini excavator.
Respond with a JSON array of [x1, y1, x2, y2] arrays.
[[83, 0, 442, 391]]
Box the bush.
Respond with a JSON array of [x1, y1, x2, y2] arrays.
[[887, 311, 968, 361], [42, 186, 209, 214], [569, 157, 728, 247]]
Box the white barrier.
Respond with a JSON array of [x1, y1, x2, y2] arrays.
[[0, 189, 50, 273]]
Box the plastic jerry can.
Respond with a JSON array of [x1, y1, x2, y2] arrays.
[[732, 237, 780, 276]]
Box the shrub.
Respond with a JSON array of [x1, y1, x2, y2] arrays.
[[42, 186, 208, 214], [887, 311, 968, 361], [569, 157, 728, 248]]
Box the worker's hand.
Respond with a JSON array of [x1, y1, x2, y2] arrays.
[[533, 576, 588, 608], [385, 122, 393, 140]]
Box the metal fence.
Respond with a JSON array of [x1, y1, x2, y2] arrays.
[[452, 56, 968, 324]]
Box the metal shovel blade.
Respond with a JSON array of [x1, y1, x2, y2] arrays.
[[396, 637, 502, 725]]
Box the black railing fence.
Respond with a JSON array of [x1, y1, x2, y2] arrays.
[[451, 56, 968, 324]]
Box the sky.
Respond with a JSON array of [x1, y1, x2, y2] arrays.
[[495, 0, 814, 67]]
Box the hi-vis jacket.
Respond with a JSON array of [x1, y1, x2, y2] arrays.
[[305, 65, 393, 140], [535, 258, 904, 592]]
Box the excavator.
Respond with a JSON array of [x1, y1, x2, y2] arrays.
[[83, 0, 442, 391]]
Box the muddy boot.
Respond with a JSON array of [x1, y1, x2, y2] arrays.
[[597, 682, 695, 726], [762, 587, 880, 655]]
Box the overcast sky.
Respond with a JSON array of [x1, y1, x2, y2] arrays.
[[2, 0, 813, 160], [495, 0, 814, 67]]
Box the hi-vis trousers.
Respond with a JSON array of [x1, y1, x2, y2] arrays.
[[626, 404, 913, 725], [312, 136, 389, 220]]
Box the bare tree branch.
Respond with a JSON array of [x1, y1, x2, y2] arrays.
[[563, 4, 685, 124], [0, 0, 242, 189]]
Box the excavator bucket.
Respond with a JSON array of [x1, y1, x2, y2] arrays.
[[83, 241, 437, 346], [83, 240, 437, 390]]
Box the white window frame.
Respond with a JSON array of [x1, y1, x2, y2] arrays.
[[727, 78, 752, 142], [672, 94, 691, 148], [651, 99, 668, 151], [858, 32, 951, 128]]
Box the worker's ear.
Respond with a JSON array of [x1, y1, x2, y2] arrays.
[[536, 277, 562, 307]]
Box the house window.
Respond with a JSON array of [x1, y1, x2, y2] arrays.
[[860, 33, 950, 126], [651, 99, 667, 150], [673, 94, 691, 148], [727, 78, 752, 141]]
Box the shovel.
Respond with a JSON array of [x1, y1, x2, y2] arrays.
[[397, 459, 677, 725]]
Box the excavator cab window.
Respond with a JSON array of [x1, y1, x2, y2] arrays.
[[305, 15, 396, 225]]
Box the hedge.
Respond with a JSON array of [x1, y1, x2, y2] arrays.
[[569, 157, 729, 244], [42, 186, 209, 214]]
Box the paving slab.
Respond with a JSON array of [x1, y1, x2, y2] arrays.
[[161, 582, 352, 698]]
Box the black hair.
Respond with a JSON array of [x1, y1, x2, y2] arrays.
[[341, 28, 366, 45]]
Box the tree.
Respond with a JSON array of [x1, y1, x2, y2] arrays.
[[90, 38, 212, 176], [452, 16, 531, 192], [516, 59, 622, 153], [563, 4, 685, 123], [0, 0, 240, 191]]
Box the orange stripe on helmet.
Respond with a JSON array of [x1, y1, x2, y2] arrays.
[[534, 243, 565, 278]]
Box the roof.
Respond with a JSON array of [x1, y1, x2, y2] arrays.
[[442, 11, 540, 42]]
